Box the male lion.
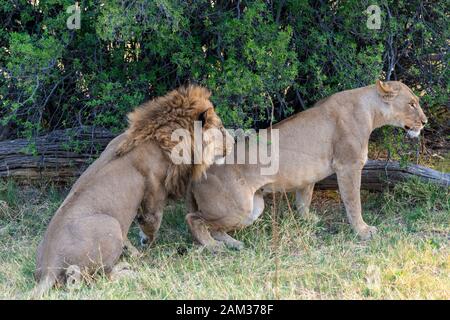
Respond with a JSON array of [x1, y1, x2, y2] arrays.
[[184, 81, 427, 251], [33, 85, 233, 297]]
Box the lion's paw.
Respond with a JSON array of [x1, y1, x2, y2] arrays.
[[66, 265, 82, 290], [205, 241, 226, 254], [139, 230, 149, 247]]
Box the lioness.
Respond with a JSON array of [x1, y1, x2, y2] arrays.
[[184, 81, 427, 251], [34, 85, 233, 297]]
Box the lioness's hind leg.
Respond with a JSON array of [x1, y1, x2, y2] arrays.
[[109, 262, 135, 281], [211, 231, 244, 250], [186, 213, 225, 253]]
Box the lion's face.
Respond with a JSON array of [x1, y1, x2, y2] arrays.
[[376, 80, 428, 138]]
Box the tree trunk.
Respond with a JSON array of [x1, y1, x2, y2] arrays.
[[0, 127, 115, 182], [316, 160, 449, 191], [0, 127, 448, 190]]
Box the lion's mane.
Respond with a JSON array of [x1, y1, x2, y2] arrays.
[[116, 85, 216, 197]]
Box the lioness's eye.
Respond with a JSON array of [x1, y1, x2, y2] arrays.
[[409, 103, 415, 109]]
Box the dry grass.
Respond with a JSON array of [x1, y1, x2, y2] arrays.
[[0, 178, 448, 300]]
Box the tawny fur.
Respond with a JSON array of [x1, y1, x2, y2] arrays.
[[116, 85, 222, 197], [116, 85, 212, 157], [185, 81, 428, 252], [33, 85, 232, 297]]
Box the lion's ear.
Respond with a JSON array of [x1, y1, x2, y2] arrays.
[[376, 80, 398, 101]]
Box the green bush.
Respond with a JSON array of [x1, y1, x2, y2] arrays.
[[0, 0, 448, 144]]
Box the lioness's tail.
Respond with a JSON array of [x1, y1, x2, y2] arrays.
[[31, 273, 57, 299]]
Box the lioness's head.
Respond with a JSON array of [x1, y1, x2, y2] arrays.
[[190, 95, 234, 179], [376, 80, 428, 138], [197, 108, 234, 165]]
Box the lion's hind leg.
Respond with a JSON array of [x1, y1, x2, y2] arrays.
[[186, 213, 225, 253], [210, 231, 244, 250]]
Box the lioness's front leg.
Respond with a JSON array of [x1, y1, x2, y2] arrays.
[[335, 165, 377, 240], [186, 213, 225, 253], [210, 231, 244, 250]]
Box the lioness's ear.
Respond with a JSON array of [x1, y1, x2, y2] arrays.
[[376, 80, 398, 101]]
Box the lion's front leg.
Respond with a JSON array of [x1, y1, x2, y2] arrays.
[[137, 210, 163, 247], [138, 184, 166, 247], [123, 238, 141, 257], [335, 165, 377, 240]]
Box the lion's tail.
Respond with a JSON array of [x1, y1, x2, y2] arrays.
[[31, 273, 57, 299]]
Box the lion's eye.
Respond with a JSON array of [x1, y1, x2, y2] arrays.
[[409, 103, 416, 109]]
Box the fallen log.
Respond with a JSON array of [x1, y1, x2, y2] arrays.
[[0, 127, 448, 190], [0, 127, 115, 182], [317, 160, 449, 191]]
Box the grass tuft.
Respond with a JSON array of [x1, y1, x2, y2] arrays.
[[0, 178, 448, 299]]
